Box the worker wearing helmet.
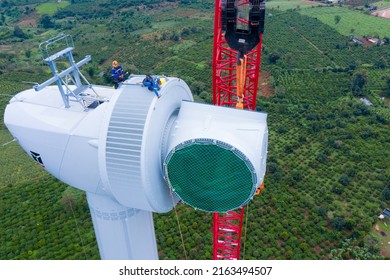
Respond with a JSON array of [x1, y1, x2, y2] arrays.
[[111, 60, 125, 89], [142, 74, 161, 98], [157, 77, 166, 87]]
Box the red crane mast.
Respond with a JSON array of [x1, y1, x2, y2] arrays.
[[212, 0, 265, 260]]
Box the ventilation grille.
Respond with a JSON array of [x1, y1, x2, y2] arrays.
[[105, 90, 153, 190]]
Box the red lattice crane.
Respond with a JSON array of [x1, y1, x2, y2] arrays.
[[212, 0, 265, 260]]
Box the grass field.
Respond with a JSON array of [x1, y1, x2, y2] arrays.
[[266, 0, 324, 10], [299, 6, 390, 37], [371, 0, 390, 9], [36, 1, 70, 15]]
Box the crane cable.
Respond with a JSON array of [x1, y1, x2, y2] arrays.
[[242, 203, 250, 259], [1, 138, 16, 147], [67, 197, 89, 260], [236, 55, 247, 109], [168, 187, 188, 260]]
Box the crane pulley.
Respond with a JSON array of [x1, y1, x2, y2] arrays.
[[222, 0, 265, 61], [221, 0, 265, 108]]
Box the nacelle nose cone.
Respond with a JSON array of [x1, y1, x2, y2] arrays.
[[164, 102, 268, 212]]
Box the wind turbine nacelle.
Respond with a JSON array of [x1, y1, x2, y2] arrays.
[[4, 75, 268, 214], [4, 76, 192, 213]]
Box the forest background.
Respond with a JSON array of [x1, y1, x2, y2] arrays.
[[0, 0, 389, 260]]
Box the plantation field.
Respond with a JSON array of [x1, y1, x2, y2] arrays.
[[299, 6, 390, 37], [0, 130, 43, 187], [371, 0, 390, 9], [0, 0, 389, 261], [266, 0, 324, 10], [36, 1, 71, 15]]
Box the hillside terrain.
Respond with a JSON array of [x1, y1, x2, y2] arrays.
[[0, 0, 389, 260]]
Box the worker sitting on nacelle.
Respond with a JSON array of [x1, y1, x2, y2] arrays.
[[142, 74, 161, 98]]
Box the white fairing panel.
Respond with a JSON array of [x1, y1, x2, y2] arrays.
[[4, 76, 193, 211], [4, 88, 97, 185]]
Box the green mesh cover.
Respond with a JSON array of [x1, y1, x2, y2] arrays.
[[165, 140, 256, 212]]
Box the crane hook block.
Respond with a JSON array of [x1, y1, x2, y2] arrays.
[[222, 0, 265, 58]]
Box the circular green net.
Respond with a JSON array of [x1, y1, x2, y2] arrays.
[[164, 140, 255, 212]]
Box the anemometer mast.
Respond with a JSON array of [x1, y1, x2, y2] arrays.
[[4, 33, 267, 259]]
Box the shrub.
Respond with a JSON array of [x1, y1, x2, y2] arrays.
[[332, 185, 344, 195], [332, 216, 346, 231], [339, 175, 350, 186]]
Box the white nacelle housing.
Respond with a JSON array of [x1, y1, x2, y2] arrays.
[[5, 75, 268, 214], [4, 76, 192, 212]]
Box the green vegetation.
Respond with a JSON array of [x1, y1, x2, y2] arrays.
[[300, 6, 390, 37], [266, 0, 324, 10], [0, 175, 99, 260], [36, 1, 70, 15], [0, 0, 389, 260], [372, 0, 390, 8]]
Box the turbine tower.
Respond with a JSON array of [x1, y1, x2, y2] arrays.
[[4, 33, 267, 259]]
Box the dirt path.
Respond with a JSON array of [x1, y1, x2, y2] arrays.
[[258, 71, 274, 98], [374, 222, 390, 258], [371, 8, 390, 19], [151, 56, 171, 72], [289, 26, 323, 55], [289, 26, 337, 67]]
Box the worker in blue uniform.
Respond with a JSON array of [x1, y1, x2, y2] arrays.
[[142, 74, 161, 98], [111, 60, 125, 89]]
